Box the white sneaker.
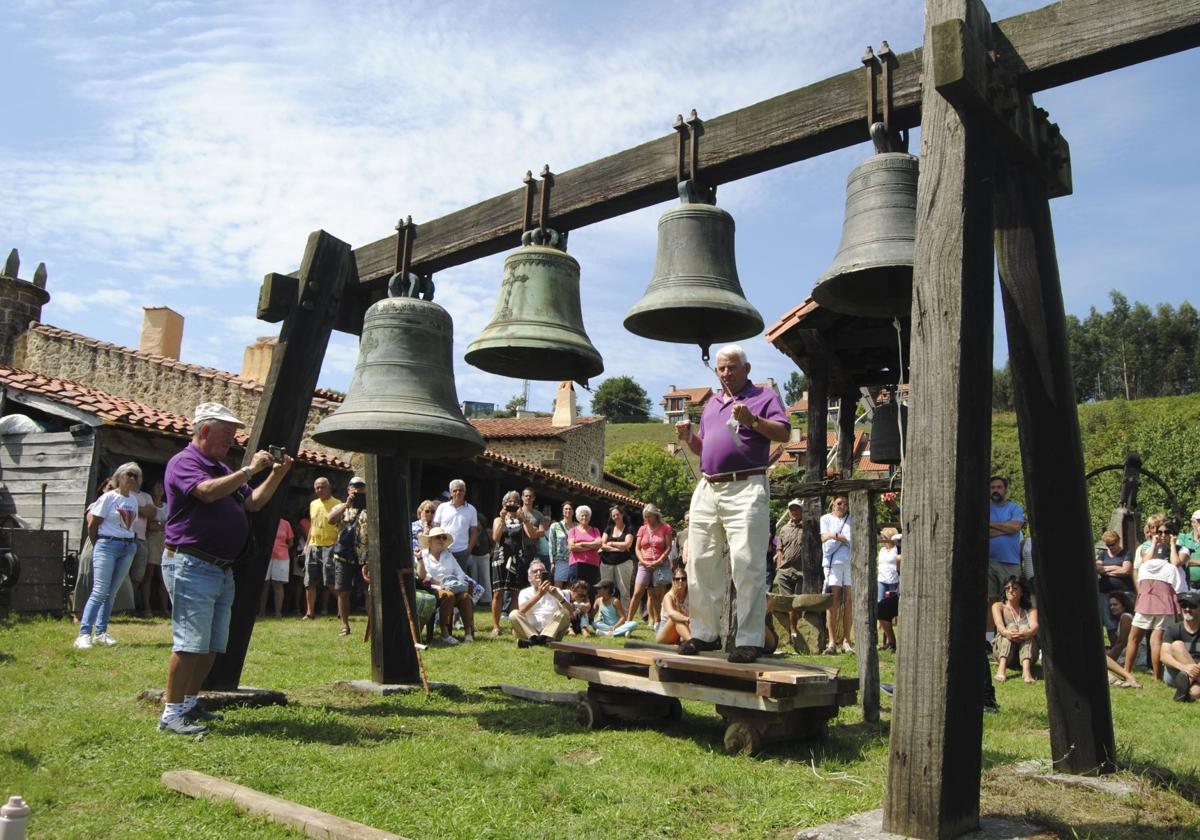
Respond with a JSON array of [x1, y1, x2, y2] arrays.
[[440, 634, 459, 646], [73, 634, 94, 649], [463, 634, 474, 643], [95, 632, 118, 646]]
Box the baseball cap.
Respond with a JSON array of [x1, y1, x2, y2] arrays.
[[1178, 591, 1200, 608], [349, 476, 366, 487], [787, 498, 803, 509], [193, 402, 244, 427], [1191, 509, 1200, 522]]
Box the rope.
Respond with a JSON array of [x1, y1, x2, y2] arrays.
[[892, 317, 906, 469]]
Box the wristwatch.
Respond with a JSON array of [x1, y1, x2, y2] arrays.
[[751, 416, 760, 430], [240, 466, 253, 480]]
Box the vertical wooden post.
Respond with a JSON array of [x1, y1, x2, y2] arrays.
[[366, 454, 419, 684], [206, 230, 353, 691], [850, 489, 879, 723], [994, 161, 1116, 774], [884, 0, 996, 836], [801, 357, 829, 596], [837, 392, 857, 477]]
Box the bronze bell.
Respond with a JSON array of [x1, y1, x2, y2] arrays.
[[812, 150, 918, 318], [465, 230, 604, 383], [624, 184, 763, 355], [313, 295, 485, 458]]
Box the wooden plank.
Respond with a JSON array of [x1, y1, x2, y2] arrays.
[[650, 658, 836, 690], [207, 230, 355, 691], [162, 770, 406, 840], [770, 477, 898, 498], [484, 684, 583, 705], [883, 1, 996, 838], [562, 663, 804, 713], [994, 160, 1116, 774], [552, 641, 838, 680], [314, 0, 1200, 303], [849, 490, 880, 724]]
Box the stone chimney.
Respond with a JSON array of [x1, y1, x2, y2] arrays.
[[790, 425, 802, 443], [552, 380, 578, 427], [139, 307, 184, 359], [0, 249, 51, 367], [241, 336, 278, 384]]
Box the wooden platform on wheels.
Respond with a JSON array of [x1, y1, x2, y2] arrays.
[[551, 641, 858, 755]]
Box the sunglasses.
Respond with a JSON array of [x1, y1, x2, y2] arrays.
[[673, 576, 687, 582], [1155, 529, 1170, 534]]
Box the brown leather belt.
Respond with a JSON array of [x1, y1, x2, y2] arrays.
[[165, 544, 236, 570], [703, 468, 768, 484]]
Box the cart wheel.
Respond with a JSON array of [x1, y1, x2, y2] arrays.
[[663, 698, 682, 722], [723, 722, 761, 756], [576, 697, 605, 730]]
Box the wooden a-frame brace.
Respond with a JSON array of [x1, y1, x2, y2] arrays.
[[227, 1, 1199, 837]]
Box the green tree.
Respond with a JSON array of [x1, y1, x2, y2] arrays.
[[783, 371, 808, 406], [590, 376, 652, 422], [505, 393, 527, 414], [604, 440, 695, 523], [992, 363, 1014, 412]]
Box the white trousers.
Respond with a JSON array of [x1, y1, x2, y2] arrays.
[[686, 474, 769, 647]]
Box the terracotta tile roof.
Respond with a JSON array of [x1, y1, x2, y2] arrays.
[[470, 415, 604, 440], [476, 448, 644, 508], [27, 323, 346, 406], [660, 386, 712, 407], [765, 297, 820, 346], [0, 366, 349, 470], [771, 431, 869, 467], [788, 399, 809, 412], [858, 455, 891, 473]]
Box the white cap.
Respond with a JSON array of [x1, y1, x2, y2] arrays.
[[1192, 509, 1200, 522], [349, 476, 366, 486], [193, 402, 245, 427], [892, 533, 902, 541], [787, 498, 803, 509]]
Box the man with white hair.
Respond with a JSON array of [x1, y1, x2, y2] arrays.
[[158, 403, 292, 735], [433, 479, 479, 569], [675, 345, 789, 663]]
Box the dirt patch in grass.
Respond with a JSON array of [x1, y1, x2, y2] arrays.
[[981, 763, 1200, 839]]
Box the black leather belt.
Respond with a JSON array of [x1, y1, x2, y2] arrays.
[[703, 468, 768, 484], [165, 545, 236, 570]]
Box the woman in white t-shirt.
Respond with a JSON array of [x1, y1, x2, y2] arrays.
[[76, 462, 144, 649], [876, 528, 901, 652], [820, 495, 853, 655]]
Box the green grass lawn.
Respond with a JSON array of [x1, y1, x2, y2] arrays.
[[2, 612, 1198, 839], [605, 422, 676, 455]]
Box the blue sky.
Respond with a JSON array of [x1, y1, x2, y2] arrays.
[[2, 0, 1196, 417]]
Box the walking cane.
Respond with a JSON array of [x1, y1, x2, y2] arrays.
[[398, 571, 431, 697]]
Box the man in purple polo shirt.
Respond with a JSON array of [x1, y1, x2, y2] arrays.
[[157, 402, 292, 735], [675, 344, 790, 663]]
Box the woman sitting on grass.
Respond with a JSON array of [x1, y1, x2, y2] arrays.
[[567, 579, 593, 637], [657, 568, 690, 644], [1105, 590, 1135, 663], [592, 580, 637, 637], [991, 575, 1039, 683]]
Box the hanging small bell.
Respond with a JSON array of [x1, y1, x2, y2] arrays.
[[313, 295, 485, 458], [624, 181, 763, 355], [869, 399, 907, 465], [812, 149, 918, 318], [465, 229, 604, 383]]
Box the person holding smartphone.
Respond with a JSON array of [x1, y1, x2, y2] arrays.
[[509, 561, 571, 646], [1127, 513, 1186, 681]]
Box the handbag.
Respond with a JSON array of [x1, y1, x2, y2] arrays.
[[438, 575, 469, 595]]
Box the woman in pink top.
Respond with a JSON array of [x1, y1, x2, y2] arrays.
[[1126, 513, 1185, 681], [630, 503, 675, 628], [567, 505, 603, 595]]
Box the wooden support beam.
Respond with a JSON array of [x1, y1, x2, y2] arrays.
[[883, 0, 997, 836], [366, 454, 420, 685], [836, 393, 857, 477], [849, 489, 879, 724], [291, 0, 1200, 314], [771, 477, 899, 499], [207, 230, 354, 690], [994, 160, 1116, 774], [801, 347, 829, 598]]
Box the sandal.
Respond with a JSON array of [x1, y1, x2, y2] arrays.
[[338, 626, 351, 637], [677, 637, 721, 656], [823, 645, 837, 655]]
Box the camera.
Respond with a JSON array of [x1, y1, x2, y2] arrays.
[[537, 569, 552, 583], [268, 445, 286, 464], [350, 493, 367, 510], [505, 503, 519, 512]]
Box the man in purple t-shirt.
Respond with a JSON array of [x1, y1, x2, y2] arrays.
[[157, 402, 292, 735], [675, 345, 790, 663]]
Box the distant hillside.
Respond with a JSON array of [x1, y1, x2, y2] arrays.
[[991, 393, 1200, 535], [606, 422, 676, 454]]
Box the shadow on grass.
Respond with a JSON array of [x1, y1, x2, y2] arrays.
[[330, 700, 473, 720], [224, 716, 406, 745], [1017, 810, 1197, 840], [1, 747, 39, 769], [1120, 756, 1200, 808], [0, 652, 13, 663]]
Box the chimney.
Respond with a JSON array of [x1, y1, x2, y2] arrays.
[[552, 380, 578, 427], [790, 425, 802, 444], [241, 336, 278, 384], [1, 248, 52, 367], [139, 307, 184, 359]]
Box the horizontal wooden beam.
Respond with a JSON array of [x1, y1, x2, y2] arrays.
[[770, 476, 899, 499], [316, 0, 1198, 300]]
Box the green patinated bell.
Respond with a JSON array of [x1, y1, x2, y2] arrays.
[[313, 296, 485, 457], [465, 235, 604, 383], [624, 197, 763, 352]]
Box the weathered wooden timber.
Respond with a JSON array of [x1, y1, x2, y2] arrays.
[[994, 160, 1116, 774], [883, 0, 997, 836], [771, 477, 897, 498], [276, 0, 1200, 317], [366, 454, 420, 685], [849, 489, 880, 724], [207, 230, 354, 690]]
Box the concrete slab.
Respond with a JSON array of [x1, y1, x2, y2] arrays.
[[138, 687, 287, 709], [1012, 759, 1136, 796], [335, 679, 457, 696], [792, 809, 1046, 840]]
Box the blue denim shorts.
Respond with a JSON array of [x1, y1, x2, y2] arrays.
[[170, 551, 236, 654]]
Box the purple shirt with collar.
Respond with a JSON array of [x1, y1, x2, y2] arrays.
[[698, 383, 787, 475], [164, 442, 252, 560]]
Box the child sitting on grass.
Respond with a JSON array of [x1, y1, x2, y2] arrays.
[[568, 580, 593, 636], [592, 580, 637, 637]]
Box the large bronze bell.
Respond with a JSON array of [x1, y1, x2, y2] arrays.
[[624, 185, 763, 353], [812, 150, 918, 318], [465, 230, 604, 382], [313, 295, 485, 458]]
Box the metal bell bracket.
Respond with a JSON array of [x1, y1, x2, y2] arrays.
[[388, 215, 435, 300], [521, 166, 569, 251], [862, 43, 908, 154], [674, 110, 717, 206]]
